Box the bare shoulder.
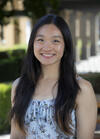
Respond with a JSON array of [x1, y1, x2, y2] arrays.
[[12, 77, 20, 88], [11, 77, 21, 106], [78, 77, 93, 92], [75, 77, 97, 139], [76, 77, 97, 107]]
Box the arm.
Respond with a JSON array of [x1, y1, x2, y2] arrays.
[[10, 119, 26, 139], [10, 78, 26, 139], [76, 79, 97, 139]]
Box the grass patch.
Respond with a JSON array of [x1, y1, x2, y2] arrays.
[[0, 43, 28, 52], [0, 82, 12, 134]]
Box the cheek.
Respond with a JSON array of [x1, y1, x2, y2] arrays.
[[34, 43, 41, 55], [57, 45, 64, 56]]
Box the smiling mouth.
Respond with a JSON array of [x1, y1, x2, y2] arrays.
[[40, 53, 56, 58]]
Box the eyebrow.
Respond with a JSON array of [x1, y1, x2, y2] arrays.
[[52, 35, 63, 39], [36, 34, 63, 39], [36, 34, 44, 37]]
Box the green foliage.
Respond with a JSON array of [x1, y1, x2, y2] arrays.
[[0, 46, 26, 82], [0, 0, 8, 9], [0, 0, 10, 25], [80, 72, 100, 94], [23, 0, 61, 19], [49, 0, 60, 13], [0, 58, 22, 82], [23, 0, 46, 18], [0, 82, 11, 134], [0, 0, 10, 40]]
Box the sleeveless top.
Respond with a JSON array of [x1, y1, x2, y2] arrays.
[[24, 76, 81, 139]]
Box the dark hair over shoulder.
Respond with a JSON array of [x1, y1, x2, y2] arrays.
[[10, 14, 80, 136]]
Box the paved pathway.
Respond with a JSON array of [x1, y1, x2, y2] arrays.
[[0, 135, 10, 139], [76, 54, 100, 73]]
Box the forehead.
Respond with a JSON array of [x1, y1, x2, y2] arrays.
[[36, 24, 63, 37]]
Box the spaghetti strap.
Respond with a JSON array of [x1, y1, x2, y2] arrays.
[[76, 76, 82, 80]]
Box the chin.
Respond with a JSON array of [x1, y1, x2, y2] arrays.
[[40, 60, 60, 66], [41, 62, 55, 66]]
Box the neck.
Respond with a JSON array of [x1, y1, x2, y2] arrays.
[[40, 63, 60, 81]]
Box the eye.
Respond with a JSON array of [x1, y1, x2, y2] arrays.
[[37, 39, 44, 42], [53, 40, 60, 43]]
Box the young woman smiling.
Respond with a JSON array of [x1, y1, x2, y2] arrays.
[[10, 14, 97, 139]]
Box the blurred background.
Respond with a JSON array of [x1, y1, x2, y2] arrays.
[[0, 0, 100, 138]]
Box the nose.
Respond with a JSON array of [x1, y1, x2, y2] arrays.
[[43, 41, 53, 51]]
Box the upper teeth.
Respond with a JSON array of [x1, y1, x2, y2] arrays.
[[42, 54, 54, 56]]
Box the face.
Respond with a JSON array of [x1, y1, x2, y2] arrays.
[[33, 24, 65, 66]]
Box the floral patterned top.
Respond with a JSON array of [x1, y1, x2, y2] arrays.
[[24, 77, 81, 139], [24, 99, 77, 139]]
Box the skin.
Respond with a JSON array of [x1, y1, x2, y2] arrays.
[[10, 24, 97, 139], [33, 24, 65, 80], [10, 78, 26, 139]]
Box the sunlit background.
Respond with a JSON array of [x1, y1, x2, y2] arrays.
[[0, 0, 100, 139]]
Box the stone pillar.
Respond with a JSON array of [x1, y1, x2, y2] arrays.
[[60, 10, 78, 61], [98, 15, 100, 53], [13, 0, 24, 10], [85, 13, 91, 58], [80, 12, 91, 60], [69, 11, 82, 62], [90, 13, 96, 56], [74, 11, 82, 62], [59, 9, 71, 25], [69, 11, 77, 61], [3, 17, 15, 46], [18, 16, 32, 44], [90, 13, 99, 56]]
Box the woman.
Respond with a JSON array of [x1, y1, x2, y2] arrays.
[[10, 14, 97, 139]]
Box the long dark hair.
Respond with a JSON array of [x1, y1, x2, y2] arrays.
[[10, 14, 80, 136]]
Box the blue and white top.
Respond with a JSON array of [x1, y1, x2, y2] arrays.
[[24, 77, 81, 139]]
